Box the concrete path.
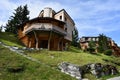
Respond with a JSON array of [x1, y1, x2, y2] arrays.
[[107, 76, 120, 80]]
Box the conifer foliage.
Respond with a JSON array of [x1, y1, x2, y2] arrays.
[[6, 5, 29, 34], [71, 27, 79, 47], [97, 34, 111, 53]]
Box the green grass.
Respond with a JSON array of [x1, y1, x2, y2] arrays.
[[26, 50, 120, 80], [26, 50, 116, 67], [0, 45, 76, 80], [0, 32, 23, 47], [0, 32, 120, 80]]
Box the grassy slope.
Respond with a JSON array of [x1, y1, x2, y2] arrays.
[[26, 50, 120, 80], [27, 49, 120, 68], [0, 32, 23, 47], [0, 32, 120, 80], [0, 45, 76, 80]]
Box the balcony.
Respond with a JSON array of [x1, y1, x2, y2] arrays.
[[23, 23, 66, 36]]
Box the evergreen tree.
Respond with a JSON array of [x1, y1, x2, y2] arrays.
[[0, 25, 3, 32], [88, 40, 96, 53], [97, 34, 110, 53], [71, 27, 79, 47], [6, 5, 29, 34]]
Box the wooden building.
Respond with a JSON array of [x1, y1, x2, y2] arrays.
[[80, 36, 120, 56], [18, 7, 75, 50], [80, 36, 99, 51]]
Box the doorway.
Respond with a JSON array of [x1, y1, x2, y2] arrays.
[[39, 40, 48, 49]]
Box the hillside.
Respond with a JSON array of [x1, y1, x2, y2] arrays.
[[26, 49, 120, 80], [0, 32, 120, 80], [0, 32, 23, 47], [0, 44, 76, 80]]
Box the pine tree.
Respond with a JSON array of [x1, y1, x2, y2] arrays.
[[97, 34, 110, 53], [71, 27, 79, 47], [0, 25, 2, 32], [6, 5, 29, 34]]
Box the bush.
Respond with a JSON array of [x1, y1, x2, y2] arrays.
[[104, 49, 112, 56], [87, 48, 96, 54]]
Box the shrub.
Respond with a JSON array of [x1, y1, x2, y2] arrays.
[[104, 49, 112, 56], [87, 47, 96, 54]]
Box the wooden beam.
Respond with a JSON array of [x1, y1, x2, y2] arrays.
[[48, 30, 52, 50], [33, 31, 39, 49], [28, 40, 31, 48], [58, 37, 63, 51]]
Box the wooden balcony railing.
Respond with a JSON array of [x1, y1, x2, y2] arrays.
[[23, 24, 66, 36]]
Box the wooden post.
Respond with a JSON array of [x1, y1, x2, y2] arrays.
[[33, 31, 39, 49], [58, 39, 60, 50], [28, 41, 32, 48], [48, 30, 52, 50], [61, 41, 63, 51], [58, 37, 63, 51]]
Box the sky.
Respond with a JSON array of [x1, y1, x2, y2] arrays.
[[0, 0, 120, 46]]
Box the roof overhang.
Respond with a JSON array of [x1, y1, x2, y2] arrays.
[[25, 28, 66, 36]]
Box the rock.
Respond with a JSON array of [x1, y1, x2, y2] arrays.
[[80, 64, 91, 74], [12, 46, 19, 50], [103, 65, 118, 75], [58, 62, 83, 80], [22, 47, 27, 50], [26, 48, 35, 51], [86, 63, 119, 78], [58, 62, 119, 79], [82, 78, 89, 80]]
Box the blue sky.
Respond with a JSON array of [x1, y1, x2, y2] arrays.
[[0, 0, 120, 46]]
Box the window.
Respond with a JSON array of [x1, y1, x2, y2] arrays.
[[92, 38, 95, 41], [88, 38, 91, 41], [65, 28, 67, 32], [60, 16, 62, 20]]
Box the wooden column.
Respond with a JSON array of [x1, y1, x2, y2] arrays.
[[28, 40, 32, 48], [58, 37, 63, 51], [48, 30, 52, 50], [58, 39, 60, 51], [61, 41, 63, 51], [33, 31, 39, 49]]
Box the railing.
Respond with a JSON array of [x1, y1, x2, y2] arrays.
[[23, 23, 66, 35]]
